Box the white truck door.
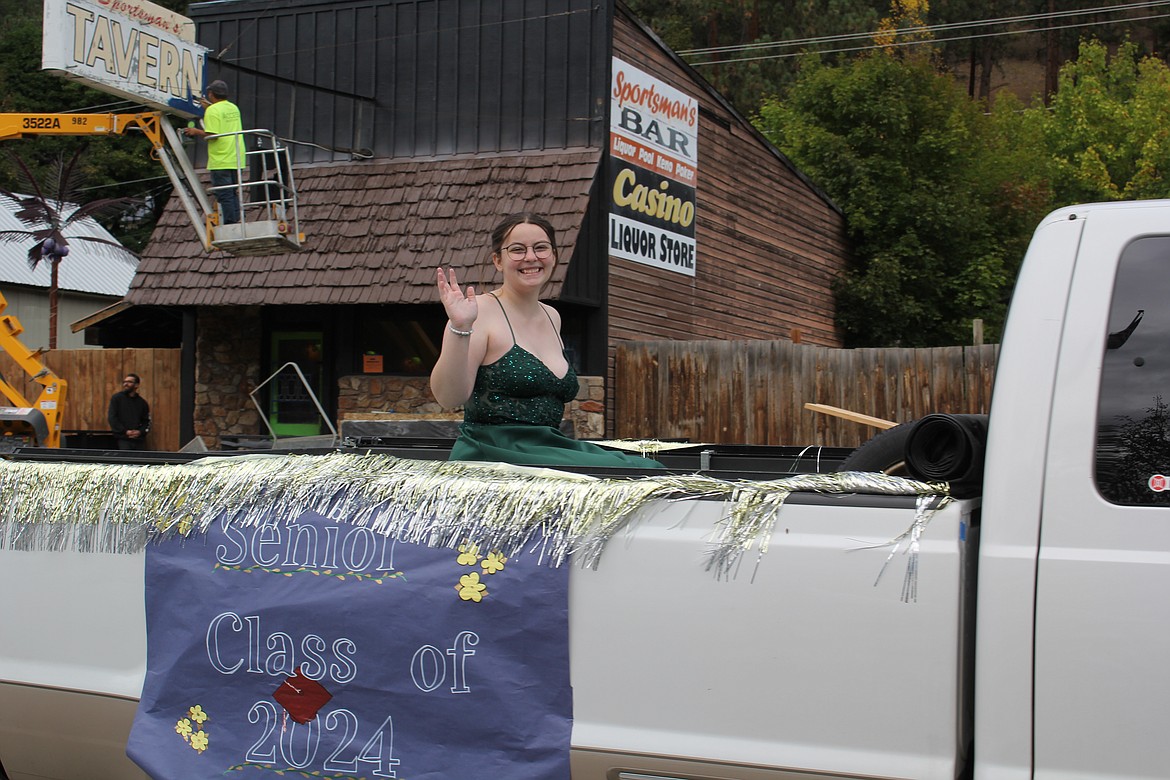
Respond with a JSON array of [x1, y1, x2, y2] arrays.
[[1035, 201, 1170, 779]]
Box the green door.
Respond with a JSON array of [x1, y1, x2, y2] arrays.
[[268, 331, 325, 436]]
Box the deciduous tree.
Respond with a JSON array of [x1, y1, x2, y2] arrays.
[[756, 48, 1015, 346], [1038, 38, 1170, 203]]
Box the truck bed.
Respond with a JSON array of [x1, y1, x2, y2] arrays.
[[0, 464, 974, 780]]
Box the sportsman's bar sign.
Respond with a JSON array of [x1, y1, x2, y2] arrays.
[[608, 58, 698, 277], [126, 509, 572, 779]]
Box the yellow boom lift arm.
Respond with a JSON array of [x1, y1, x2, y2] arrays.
[[0, 291, 66, 448], [0, 111, 303, 256]]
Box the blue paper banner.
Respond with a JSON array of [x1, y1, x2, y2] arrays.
[[127, 510, 571, 779]]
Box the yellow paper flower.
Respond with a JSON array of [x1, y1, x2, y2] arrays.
[[455, 571, 487, 602], [188, 705, 208, 725], [456, 543, 481, 566], [481, 551, 507, 574], [175, 718, 192, 740], [190, 729, 209, 753]]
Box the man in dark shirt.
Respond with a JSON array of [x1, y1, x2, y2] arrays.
[[108, 373, 151, 450]]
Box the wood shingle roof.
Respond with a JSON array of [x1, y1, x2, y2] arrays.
[[128, 148, 602, 307]]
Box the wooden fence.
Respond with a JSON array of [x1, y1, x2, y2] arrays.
[[0, 341, 998, 453], [614, 340, 1000, 449], [0, 348, 181, 451]]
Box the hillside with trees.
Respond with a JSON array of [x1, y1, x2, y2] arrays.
[[628, 0, 1170, 346]]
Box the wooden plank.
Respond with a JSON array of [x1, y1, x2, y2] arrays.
[[764, 342, 784, 443], [803, 403, 898, 430], [614, 342, 657, 439], [67, 349, 103, 431], [143, 347, 181, 452], [745, 341, 769, 444], [613, 343, 632, 438]]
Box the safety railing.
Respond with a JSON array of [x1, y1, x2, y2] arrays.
[[200, 128, 304, 255]]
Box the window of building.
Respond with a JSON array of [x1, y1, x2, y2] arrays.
[[1096, 237, 1170, 505], [355, 306, 445, 376]]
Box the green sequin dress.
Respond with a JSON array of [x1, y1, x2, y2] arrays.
[[448, 296, 661, 468]]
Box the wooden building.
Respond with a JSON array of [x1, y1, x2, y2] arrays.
[[113, 0, 847, 446]]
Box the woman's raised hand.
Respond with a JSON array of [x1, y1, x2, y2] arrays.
[[436, 267, 477, 330]]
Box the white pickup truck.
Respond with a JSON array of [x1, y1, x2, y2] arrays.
[[2, 199, 1169, 780]]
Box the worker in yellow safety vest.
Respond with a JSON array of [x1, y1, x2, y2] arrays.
[[182, 80, 245, 224]]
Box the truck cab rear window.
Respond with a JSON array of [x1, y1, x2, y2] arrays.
[[1096, 237, 1170, 505]]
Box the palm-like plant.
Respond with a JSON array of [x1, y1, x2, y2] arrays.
[[0, 148, 139, 348]]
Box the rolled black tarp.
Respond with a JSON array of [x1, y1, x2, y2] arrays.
[[903, 413, 990, 498]]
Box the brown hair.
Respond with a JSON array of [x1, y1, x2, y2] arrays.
[[490, 213, 558, 258]]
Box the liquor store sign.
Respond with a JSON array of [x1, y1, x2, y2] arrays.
[[608, 58, 698, 277], [42, 0, 207, 118]]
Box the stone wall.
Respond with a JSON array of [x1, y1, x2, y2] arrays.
[[338, 374, 606, 439], [564, 375, 605, 439], [194, 306, 262, 448], [337, 375, 444, 417]]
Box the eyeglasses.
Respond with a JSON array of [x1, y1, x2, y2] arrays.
[[504, 242, 554, 260]]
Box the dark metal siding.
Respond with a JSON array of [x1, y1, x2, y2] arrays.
[[190, 0, 609, 162], [560, 170, 607, 306], [559, 170, 610, 373]]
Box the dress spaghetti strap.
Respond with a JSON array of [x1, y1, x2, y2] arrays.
[[489, 292, 564, 348], [488, 293, 517, 345]]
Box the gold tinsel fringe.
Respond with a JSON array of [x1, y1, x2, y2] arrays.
[[0, 453, 949, 576]]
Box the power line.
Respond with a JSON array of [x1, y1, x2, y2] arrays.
[[679, 0, 1170, 56], [685, 8, 1170, 66], [680, 0, 1170, 65], [74, 176, 172, 194]]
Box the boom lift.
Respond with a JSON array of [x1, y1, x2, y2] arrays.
[[0, 291, 65, 449], [0, 111, 304, 256]]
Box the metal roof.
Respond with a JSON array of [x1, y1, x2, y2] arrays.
[[0, 197, 138, 297]]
